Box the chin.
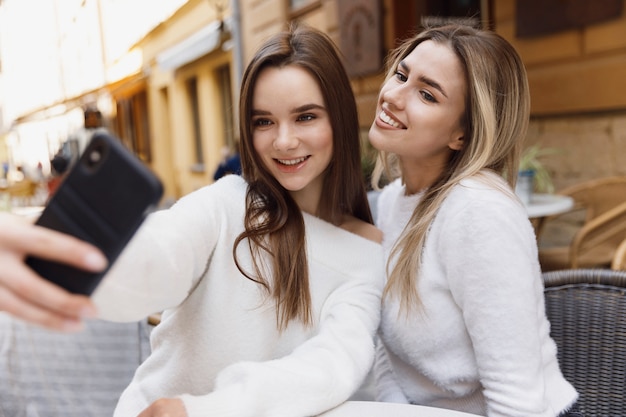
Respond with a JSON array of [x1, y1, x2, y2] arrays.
[[277, 180, 307, 192], [368, 127, 385, 151]]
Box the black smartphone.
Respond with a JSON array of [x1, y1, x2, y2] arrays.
[[26, 132, 163, 295]]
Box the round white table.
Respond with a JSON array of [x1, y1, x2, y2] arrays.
[[317, 401, 481, 417], [524, 193, 574, 219]]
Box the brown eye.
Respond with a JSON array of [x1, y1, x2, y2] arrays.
[[421, 91, 436, 103], [395, 71, 408, 82]]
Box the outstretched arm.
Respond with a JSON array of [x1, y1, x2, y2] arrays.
[[179, 279, 382, 417], [0, 212, 107, 331]]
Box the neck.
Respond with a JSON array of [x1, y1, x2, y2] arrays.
[[401, 166, 442, 196], [290, 185, 323, 217]]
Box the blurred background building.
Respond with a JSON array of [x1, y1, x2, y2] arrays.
[[0, 0, 625, 203]]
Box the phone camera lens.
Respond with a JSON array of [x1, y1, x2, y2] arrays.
[[89, 149, 102, 165], [84, 144, 105, 170]]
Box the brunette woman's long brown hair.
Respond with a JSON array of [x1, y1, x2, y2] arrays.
[[234, 24, 373, 330]]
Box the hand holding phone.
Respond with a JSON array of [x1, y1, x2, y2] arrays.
[[26, 132, 163, 295]]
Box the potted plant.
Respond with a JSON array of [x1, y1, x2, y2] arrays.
[[516, 144, 558, 204]]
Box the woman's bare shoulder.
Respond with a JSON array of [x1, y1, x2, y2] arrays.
[[340, 215, 383, 244]]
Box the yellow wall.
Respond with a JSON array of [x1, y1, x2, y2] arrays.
[[492, 0, 626, 189], [496, 0, 626, 115], [133, 0, 233, 200], [224, 0, 626, 191], [123, 0, 626, 199], [0, 135, 8, 169]]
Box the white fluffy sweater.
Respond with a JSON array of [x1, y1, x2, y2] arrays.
[[93, 175, 384, 417], [374, 173, 578, 417]]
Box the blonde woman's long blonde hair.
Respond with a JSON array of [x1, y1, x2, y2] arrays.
[[372, 24, 531, 313]]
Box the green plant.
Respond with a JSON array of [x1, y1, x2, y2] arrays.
[[519, 144, 560, 193]]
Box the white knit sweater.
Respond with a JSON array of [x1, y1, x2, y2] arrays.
[[373, 173, 578, 417], [93, 175, 384, 417]]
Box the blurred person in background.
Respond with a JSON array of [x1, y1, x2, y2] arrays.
[[212, 144, 242, 180], [45, 107, 108, 199], [71, 107, 108, 158]]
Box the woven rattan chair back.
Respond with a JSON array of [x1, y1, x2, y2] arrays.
[[543, 268, 626, 416], [539, 176, 626, 271], [562, 176, 626, 221]]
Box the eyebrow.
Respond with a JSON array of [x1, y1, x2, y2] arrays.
[[252, 103, 326, 116], [399, 60, 448, 99], [293, 103, 326, 113]]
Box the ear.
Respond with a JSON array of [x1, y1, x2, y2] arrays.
[[448, 134, 464, 151]]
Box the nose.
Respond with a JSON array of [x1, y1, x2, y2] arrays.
[[273, 124, 298, 151], [382, 81, 405, 110]]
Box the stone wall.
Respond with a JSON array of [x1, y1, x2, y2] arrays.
[[526, 112, 626, 192]]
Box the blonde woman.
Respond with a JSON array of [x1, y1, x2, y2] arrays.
[[369, 24, 581, 416]]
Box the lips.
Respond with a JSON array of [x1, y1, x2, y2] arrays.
[[379, 109, 406, 129], [276, 156, 309, 166], [273, 156, 310, 173]]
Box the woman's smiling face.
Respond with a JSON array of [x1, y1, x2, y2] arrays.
[[369, 40, 467, 172], [252, 65, 333, 212]]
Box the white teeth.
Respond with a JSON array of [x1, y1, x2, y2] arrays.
[[277, 157, 307, 166], [380, 110, 402, 128]]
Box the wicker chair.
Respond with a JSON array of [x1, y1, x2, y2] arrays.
[[539, 176, 626, 271], [612, 239, 626, 270], [543, 268, 626, 416]]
